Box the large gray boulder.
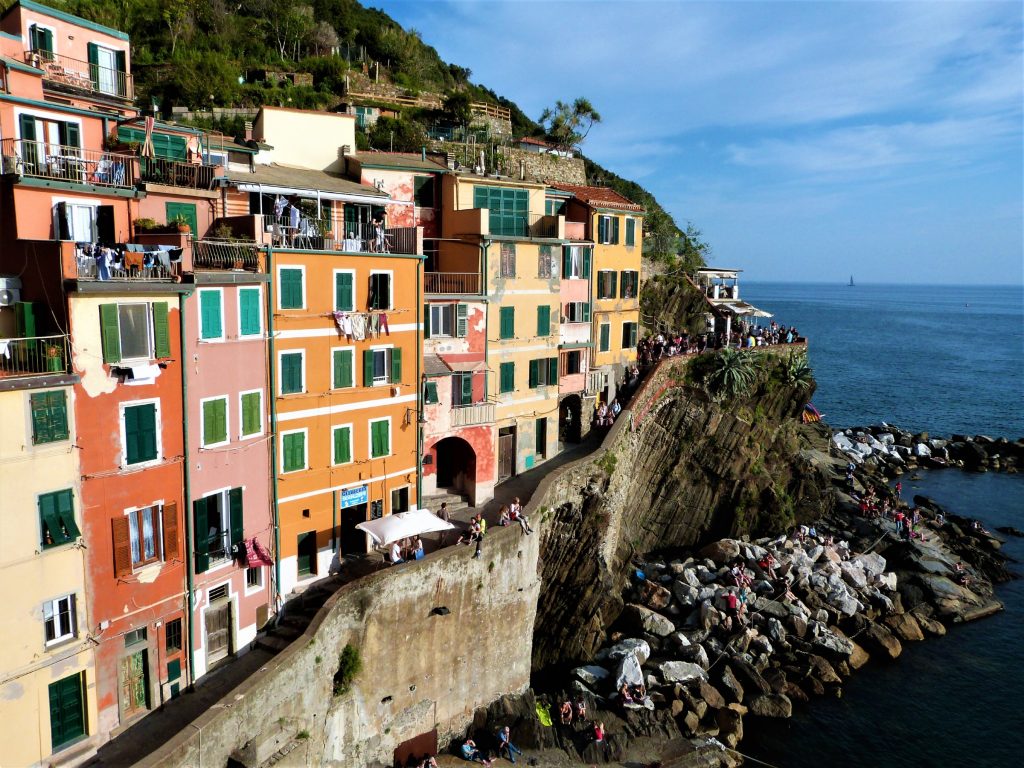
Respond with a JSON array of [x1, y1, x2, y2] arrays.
[[659, 660, 708, 684], [699, 539, 742, 565], [605, 638, 652, 665], [851, 552, 887, 578], [623, 604, 676, 637], [615, 652, 644, 689], [748, 694, 793, 718], [572, 665, 610, 687]]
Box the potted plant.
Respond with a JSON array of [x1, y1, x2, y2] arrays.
[[133, 217, 159, 231], [172, 215, 191, 235]]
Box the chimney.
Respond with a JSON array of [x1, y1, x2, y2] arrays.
[[341, 144, 351, 157], [519, 159, 525, 180], [244, 121, 253, 142], [479, 150, 485, 175], [446, 152, 456, 170]]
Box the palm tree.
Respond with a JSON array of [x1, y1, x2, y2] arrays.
[[779, 350, 813, 389], [703, 348, 760, 401]]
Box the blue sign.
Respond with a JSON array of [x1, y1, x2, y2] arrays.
[[340, 485, 368, 509]]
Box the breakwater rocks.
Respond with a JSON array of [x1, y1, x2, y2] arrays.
[[833, 424, 1024, 474]]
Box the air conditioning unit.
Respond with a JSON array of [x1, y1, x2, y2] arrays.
[[0, 276, 22, 307]]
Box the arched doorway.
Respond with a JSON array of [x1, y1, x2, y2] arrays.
[[434, 436, 477, 496], [559, 394, 583, 443]]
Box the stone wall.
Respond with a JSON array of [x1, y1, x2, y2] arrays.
[[146, 528, 540, 768], [497, 146, 586, 186]]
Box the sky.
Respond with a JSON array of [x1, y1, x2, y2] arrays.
[[375, 0, 1023, 285]]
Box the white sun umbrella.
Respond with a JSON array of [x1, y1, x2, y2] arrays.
[[355, 509, 455, 547]]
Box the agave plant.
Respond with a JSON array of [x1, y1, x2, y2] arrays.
[[780, 350, 813, 389], [703, 348, 760, 401]]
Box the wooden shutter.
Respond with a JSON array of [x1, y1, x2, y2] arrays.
[[229, 488, 244, 548], [537, 305, 550, 336], [562, 248, 572, 278], [280, 269, 301, 309], [626, 218, 636, 246], [610, 272, 618, 298], [55, 489, 80, 541], [63, 123, 81, 150], [598, 216, 607, 243], [31, 390, 69, 443], [500, 362, 514, 392], [423, 304, 431, 339], [152, 302, 170, 358], [87, 43, 100, 89], [363, 350, 375, 387], [500, 307, 514, 339], [240, 289, 260, 335], [600, 323, 610, 352], [139, 403, 158, 461], [334, 427, 351, 464], [115, 50, 127, 95], [390, 347, 402, 384], [548, 358, 559, 384], [162, 501, 179, 560], [241, 391, 260, 435], [461, 373, 473, 403], [200, 291, 222, 339], [99, 304, 121, 364], [582, 247, 592, 278], [528, 359, 538, 388], [112, 516, 132, 577], [612, 218, 620, 244], [456, 304, 468, 337], [582, 303, 591, 323], [335, 272, 353, 310], [424, 381, 439, 404], [193, 497, 210, 573]]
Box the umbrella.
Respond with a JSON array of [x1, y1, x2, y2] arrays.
[[355, 509, 455, 546]]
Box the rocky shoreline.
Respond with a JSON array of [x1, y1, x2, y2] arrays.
[[464, 444, 1015, 767]]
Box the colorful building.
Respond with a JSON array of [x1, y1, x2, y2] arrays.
[[553, 184, 644, 404]]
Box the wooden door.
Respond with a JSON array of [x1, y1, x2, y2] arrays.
[[205, 601, 232, 667], [119, 650, 149, 719], [498, 432, 515, 481], [297, 530, 317, 576]]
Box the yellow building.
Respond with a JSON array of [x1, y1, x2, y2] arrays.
[[554, 184, 644, 402], [437, 172, 566, 480], [0, 347, 97, 765]]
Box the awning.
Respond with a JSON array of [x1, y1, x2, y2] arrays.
[[235, 182, 394, 206], [355, 509, 455, 546], [439, 353, 486, 372], [718, 301, 773, 318]]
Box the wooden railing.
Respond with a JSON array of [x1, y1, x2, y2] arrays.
[[450, 401, 495, 427], [139, 156, 218, 190], [26, 49, 133, 99], [424, 272, 482, 294], [470, 102, 511, 121], [0, 334, 69, 378], [1, 139, 134, 188]]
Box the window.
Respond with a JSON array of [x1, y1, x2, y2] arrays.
[[100, 302, 170, 363], [363, 347, 401, 386], [29, 24, 54, 57], [430, 304, 454, 337], [55, 202, 96, 242], [620, 271, 639, 299], [239, 390, 263, 438], [626, 218, 636, 247], [370, 500, 384, 519], [201, 397, 229, 447], [369, 418, 391, 459], [414, 175, 436, 208], [597, 215, 620, 245], [38, 489, 80, 549], [499, 306, 515, 339], [499, 362, 515, 393], [545, 199, 565, 217], [30, 390, 69, 444], [565, 302, 591, 323], [452, 373, 473, 406], [391, 486, 410, 514], [165, 202, 197, 236], [123, 402, 159, 465], [330, 348, 355, 389], [528, 358, 559, 388], [597, 270, 618, 299], [246, 567, 263, 590], [165, 618, 182, 653], [127, 505, 162, 567], [599, 322, 611, 352], [279, 351, 304, 394], [47, 673, 86, 751], [562, 245, 591, 279], [44, 594, 77, 645], [281, 431, 307, 473], [368, 272, 391, 310], [119, 127, 186, 160], [535, 417, 547, 458], [124, 627, 147, 646], [193, 488, 243, 573], [87, 43, 128, 96], [538, 244, 554, 278], [474, 186, 528, 236], [499, 243, 516, 278], [622, 322, 639, 349], [334, 270, 354, 312], [278, 267, 304, 309], [563, 350, 583, 375], [537, 305, 551, 336], [238, 287, 262, 337], [333, 425, 353, 465], [424, 380, 439, 404]]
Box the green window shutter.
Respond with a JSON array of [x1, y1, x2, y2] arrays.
[[610, 272, 618, 298], [548, 357, 559, 384], [87, 43, 99, 89], [499, 362, 514, 393], [63, 123, 81, 150], [31, 390, 69, 444], [562, 248, 571, 278], [423, 304, 430, 340], [499, 307, 514, 339], [283, 433, 305, 472], [371, 420, 389, 458], [193, 498, 209, 573], [612, 218, 620, 244], [152, 302, 170, 358], [456, 304, 468, 337], [333, 349, 353, 388], [124, 403, 157, 464], [600, 323, 611, 352], [537, 305, 550, 336], [335, 272, 354, 311], [626, 219, 636, 246], [99, 304, 121, 364], [598, 217, 607, 243], [362, 350, 375, 387], [241, 392, 261, 435], [473, 186, 488, 209], [528, 359, 539, 388], [19, 113, 37, 142], [390, 347, 402, 384], [424, 381, 439, 404], [239, 289, 261, 335], [15, 301, 37, 336], [199, 291, 222, 340], [582, 247, 592, 279], [461, 373, 473, 403], [280, 353, 302, 394], [115, 50, 127, 95], [229, 487, 244, 547], [203, 399, 226, 445], [48, 674, 85, 750], [280, 269, 302, 309], [582, 303, 591, 323], [39, 489, 78, 547], [334, 426, 352, 464]]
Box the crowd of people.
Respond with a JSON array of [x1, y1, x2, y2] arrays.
[[558, 695, 611, 760], [636, 319, 802, 366]]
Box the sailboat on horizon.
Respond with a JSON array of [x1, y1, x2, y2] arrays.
[[848, 275, 855, 287]]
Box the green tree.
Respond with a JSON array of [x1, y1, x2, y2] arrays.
[[161, 0, 196, 56], [538, 97, 602, 153], [442, 91, 472, 126], [702, 348, 761, 401], [368, 116, 427, 152]]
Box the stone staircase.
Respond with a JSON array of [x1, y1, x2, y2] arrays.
[[419, 489, 472, 517]]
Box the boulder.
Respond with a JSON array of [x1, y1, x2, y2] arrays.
[[748, 694, 793, 719], [789, 612, 809, 638], [719, 665, 745, 703], [876, 572, 898, 592], [623, 604, 676, 637], [807, 654, 842, 684], [673, 580, 700, 607], [699, 539, 742, 565], [767, 618, 786, 645], [678, 642, 711, 670], [884, 613, 925, 642], [851, 552, 887, 579], [839, 561, 868, 589], [615, 652, 644, 690], [716, 706, 743, 743], [861, 622, 902, 659], [572, 665, 611, 687], [730, 659, 771, 696], [914, 443, 932, 458], [659, 660, 708, 684], [639, 579, 673, 611], [605, 638, 652, 665], [812, 628, 854, 657], [698, 679, 726, 710]]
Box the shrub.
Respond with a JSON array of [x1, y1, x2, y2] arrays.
[[333, 644, 362, 697]]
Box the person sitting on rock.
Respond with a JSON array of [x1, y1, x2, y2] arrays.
[[560, 699, 573, 725], [724, 588, 740, 630], [759, 553, 778, 580], [498, 506, 511, 527], [593, 722, 611, 758], [575, 695, 587, 721], [461, 738, 491, 766], [497, 726, 522, 764], [619, 683, 633, 705]]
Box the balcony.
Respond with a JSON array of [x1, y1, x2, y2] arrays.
[[1, 139, 135, 189], [450, 401, 495, 427], [244, 215, 421, 255], [139, 156, 218, 190], [26, 50, 133, 100], [485, 212, 563, 239], [0, 335, 70, 379], [424, 272, 482, 294], [193, 239, 264, 272], [74, 244, 182, 282]]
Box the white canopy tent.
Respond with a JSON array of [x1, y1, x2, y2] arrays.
[[355, 509, 455, 547]]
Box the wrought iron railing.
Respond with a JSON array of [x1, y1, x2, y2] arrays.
[[0, 334, 69, 377], [139, 156, 217, 189], [25, 49, 133, 99], [424, 272, 482, 294], [193, 239, 262, 271], [1, 139, 134, 188], [262, 216, 419, 255]]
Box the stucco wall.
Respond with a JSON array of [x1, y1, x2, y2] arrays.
[[255, 108, 355, 172]]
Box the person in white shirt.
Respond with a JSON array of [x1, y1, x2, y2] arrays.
[[389, 541, 404, 565]]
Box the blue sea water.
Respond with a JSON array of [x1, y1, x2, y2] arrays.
[[735, 283, 1024, 768]]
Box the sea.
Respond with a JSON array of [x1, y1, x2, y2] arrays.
[[737, 282, 1024, 768]]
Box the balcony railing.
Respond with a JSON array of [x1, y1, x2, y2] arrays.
[[483, 211, 562, 239], [0, 334, 69, 378], [424, 272, 481, 294], [1, 139, 134, 189], [261, 216, 420, 255], [139, 156, 217, 190], [193, 239, 263, 272], [450, 401, 495, 427], [75, 245, 181, 281], [26, 49, 133, 99]]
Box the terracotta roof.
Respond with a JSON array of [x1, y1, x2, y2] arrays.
[[549, 183, 644, 212], [519, 136, 554, 148], [224, 164, 388, 199]]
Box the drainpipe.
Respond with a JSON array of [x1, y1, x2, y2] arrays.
[[178, 291, 196, 688], [332, 490, 338, 552], [416, 256, 423, 506], [265, 245, 282, 607]]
